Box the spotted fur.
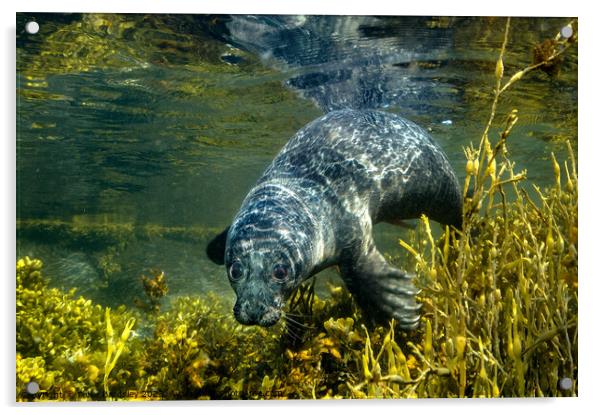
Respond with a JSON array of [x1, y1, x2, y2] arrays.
[[207, 109, 462, 329]]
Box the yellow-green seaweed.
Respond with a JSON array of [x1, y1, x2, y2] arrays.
[[16, 256, 140, 401]]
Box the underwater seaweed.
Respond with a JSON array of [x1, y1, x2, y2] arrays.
[[103, 308, 136, 400], [16, 257, 140, 401], [390, 17, 578, 398]]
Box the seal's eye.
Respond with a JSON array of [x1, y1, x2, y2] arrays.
[[229, 261, 244, 281], [272, 264, 288, 281]]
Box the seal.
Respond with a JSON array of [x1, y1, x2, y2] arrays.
[[207, 109, 462, 329]]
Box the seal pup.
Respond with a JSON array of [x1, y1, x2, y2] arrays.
[[207, 109, 462, 329]]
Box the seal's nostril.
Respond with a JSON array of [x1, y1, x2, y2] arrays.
[[247, 306, 263, 323]]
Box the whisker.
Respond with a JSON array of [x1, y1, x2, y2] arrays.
[[282, 314, 315, 330], [283, 325, 304, 343], [284, 310, 311, 318]]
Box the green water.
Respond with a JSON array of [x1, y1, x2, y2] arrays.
[[16, 14, 577, 308]]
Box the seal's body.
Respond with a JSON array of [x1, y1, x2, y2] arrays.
[[207, 109, 462, 329]]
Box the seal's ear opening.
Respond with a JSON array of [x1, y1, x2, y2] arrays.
[[206, 226, 230, 265]]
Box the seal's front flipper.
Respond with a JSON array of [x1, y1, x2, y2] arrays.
[[206, 226, 230, 265], [340, 246, 421, 330]]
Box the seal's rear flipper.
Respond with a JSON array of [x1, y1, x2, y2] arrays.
[[206, 226, 230, 265], [385, 218, 416, 229], [340, 246, 421, 330]]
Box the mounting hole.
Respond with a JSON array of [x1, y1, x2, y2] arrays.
[[26, 381, 40, 395], [25, 21, 40, 35], [560, 25, 573, 39], [558, 377, 573, 391]]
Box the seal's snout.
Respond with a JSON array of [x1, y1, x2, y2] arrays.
[[234, 299, 281, 327]]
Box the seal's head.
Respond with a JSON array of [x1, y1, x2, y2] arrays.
[[206, 185, 317, 327], [224, 225, 304, 327]]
